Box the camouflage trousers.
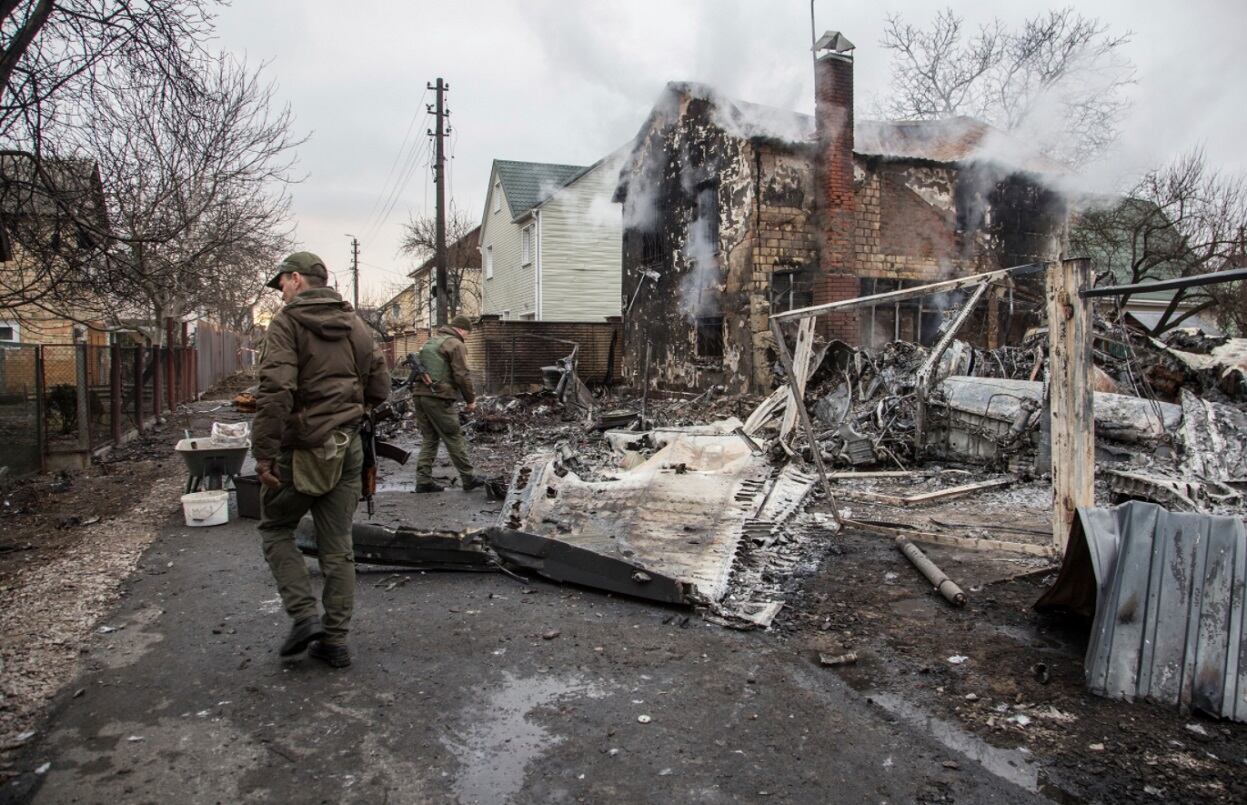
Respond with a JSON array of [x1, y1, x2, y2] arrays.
[[412, 396, 474, 484], [257, 433, 362, 644]]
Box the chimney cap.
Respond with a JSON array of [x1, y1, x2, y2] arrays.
[[813, 31, 855, 55]]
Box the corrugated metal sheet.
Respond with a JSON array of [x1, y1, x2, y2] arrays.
[[1041, 501, 1247, 721]]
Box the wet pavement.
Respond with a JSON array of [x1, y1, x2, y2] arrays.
[[4, 480, 1043, 804]]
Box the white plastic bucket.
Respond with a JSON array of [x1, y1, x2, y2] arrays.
[[181, 490, 230, 527]]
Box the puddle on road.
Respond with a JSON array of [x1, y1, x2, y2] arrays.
[[376, 480, 417, 494], [870, 691, 1040, 793], [443, 672, 606, 805]]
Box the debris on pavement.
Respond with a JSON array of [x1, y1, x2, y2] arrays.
[[819, 651, 858, 667], [895, 535, 967, 607]]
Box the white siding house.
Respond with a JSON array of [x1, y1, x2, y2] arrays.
[[478, 157, 623, 321]]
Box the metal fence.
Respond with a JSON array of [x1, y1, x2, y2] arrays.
[[0, 342, 42, 479], [196, 321, 254, 391], [0, 326, 253, 479]]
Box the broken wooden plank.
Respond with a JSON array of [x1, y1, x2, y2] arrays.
[[743, 385, 787, 435], [779, 317, 816, 442], [840, 477, 1016, 508], [770, 317, 843, 528], [770, 262, 1043, 322], [1046, 258, 1095, 553], [843, 518, 1054, 557], [928, 518, 1051, 537]]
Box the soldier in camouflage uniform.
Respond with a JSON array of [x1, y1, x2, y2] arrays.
[[411, 314, 484, 493], [251, 252, 390, 668]]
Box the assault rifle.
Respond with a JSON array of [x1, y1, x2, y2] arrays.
[[360, 399, 413, 518], [401, 352, 432, 386]]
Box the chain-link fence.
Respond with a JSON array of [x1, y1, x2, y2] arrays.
[[86, 344, 113, 449], [2, 325, 255, 477], [41, 344, 84, 449], [0, 342, 42, 477]]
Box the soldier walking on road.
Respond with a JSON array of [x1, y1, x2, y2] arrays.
[[251, 252, 390, 669], [412, 314, 485, 493]]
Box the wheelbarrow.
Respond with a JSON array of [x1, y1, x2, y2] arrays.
[[176, 437, 250, 493]]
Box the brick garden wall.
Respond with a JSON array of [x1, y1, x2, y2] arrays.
[[386, 317, 623, 394]]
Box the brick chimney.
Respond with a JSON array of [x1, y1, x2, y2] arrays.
[[813, 31, 858, 343]]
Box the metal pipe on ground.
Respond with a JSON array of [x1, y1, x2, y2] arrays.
[[895, 535, 967, 607]]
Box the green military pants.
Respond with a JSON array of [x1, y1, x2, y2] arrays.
[[413, 395, 474, 485], [258, 433, 363, 644]]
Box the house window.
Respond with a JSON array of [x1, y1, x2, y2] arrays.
[[695, 316, 723, 359], [485, 245, 494, 279], [640, 229, 665, 268], [521, 224, 534, 266], [502, 309, 511, 320], [770, 266, 813, 313], [695, 185, 720, 252], [493, 182, 502, 213], [520, 312, 536, 321], [0, 323, 16, 342]]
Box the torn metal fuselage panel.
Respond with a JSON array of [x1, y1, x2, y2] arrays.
[[481, 527, 695, 605], [296, 518, 697, 605], [501, 426, 776, 604], [296, 520, 494, 571]]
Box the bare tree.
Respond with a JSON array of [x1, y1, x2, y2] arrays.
[[76, 55, 299, 342], [399, 204, 480, 325], [0, 1, 241, 327], [0, 1, 215, 153], [1070, 149, 1247, 335], [878, 7, 1134, 167]]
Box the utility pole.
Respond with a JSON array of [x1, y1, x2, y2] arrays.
[[427, 77, 450, 326], [348, 235, 360, 310]]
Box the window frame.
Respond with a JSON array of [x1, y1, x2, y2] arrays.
[[695, 315, 724, 360], [521, 224, 534, 267], [484, 245, 494, 280], [769, 265, 813, 314]]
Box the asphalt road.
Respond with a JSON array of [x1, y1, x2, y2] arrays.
[[3, 483, 1043, 804]]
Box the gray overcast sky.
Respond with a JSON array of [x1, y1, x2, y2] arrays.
[[213, 0, 1247, 300]]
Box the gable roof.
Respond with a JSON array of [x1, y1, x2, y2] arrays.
[[493, 159, 587, 221], [0, 154, 110, 228], [408, 225, 481, 278]]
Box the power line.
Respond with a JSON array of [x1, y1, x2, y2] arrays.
[[362, 135, 432, 245], [362, 87, 430, 232], [359, 260, 411, 278]]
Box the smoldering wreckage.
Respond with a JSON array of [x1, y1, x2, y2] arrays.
[[290, 259, 1247, 727], [286, 36, 1247, 732], [290, 33, 1247, 733]]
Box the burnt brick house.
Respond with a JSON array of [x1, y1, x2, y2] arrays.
[[615, 32, 1067, 393]]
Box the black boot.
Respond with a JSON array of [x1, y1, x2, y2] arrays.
[[279, 615, 324, 657], [461, 475, 486, 492], [415, 481, 445, 493], [309, 640, 351, 668]]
